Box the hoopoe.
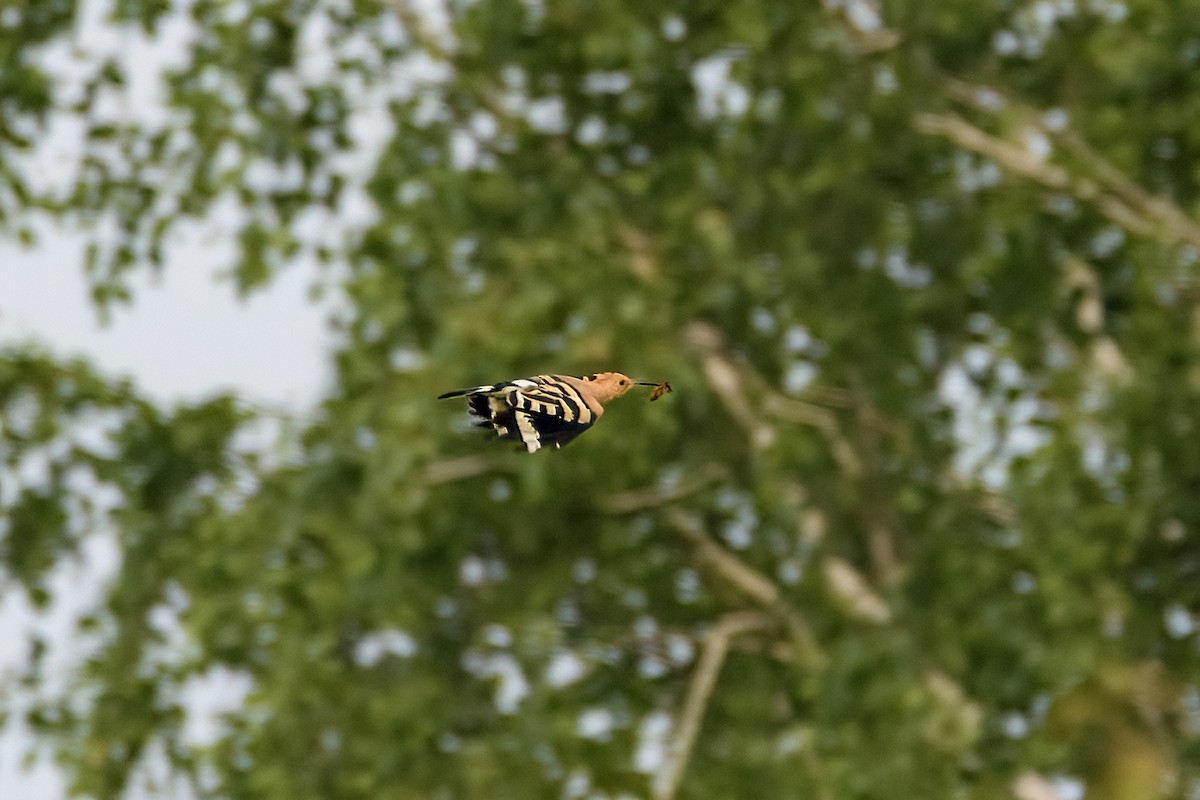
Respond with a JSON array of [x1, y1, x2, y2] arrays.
[[439, 372, 669, 452]]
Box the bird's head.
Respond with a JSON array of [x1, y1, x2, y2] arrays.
[[583, 372, 660, 404]]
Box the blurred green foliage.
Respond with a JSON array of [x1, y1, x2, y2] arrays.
[[2, 1, 1200, 798]]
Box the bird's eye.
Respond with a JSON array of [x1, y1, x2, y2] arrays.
[[619, 379, 627, 385]]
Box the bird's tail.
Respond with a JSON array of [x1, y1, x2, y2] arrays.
[[438, 384, 497, 399]]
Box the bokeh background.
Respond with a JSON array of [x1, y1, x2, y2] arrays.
[[2, 1, 1199, 799]]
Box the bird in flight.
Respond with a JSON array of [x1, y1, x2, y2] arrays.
[[439, 372, 671, 452]]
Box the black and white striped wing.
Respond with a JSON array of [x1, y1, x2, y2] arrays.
[[464, 377, 596, 453]]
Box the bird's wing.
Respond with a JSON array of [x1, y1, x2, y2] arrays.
[[503, 379, 598, 451], [512, 407, 594, 452], [509, 378, 597, 423]]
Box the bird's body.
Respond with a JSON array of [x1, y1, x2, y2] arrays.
[[439, 372, 661, 452]]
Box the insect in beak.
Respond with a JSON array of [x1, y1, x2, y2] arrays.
[[635, 380, 672, 401]]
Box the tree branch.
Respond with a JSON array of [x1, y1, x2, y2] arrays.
[[1061, 254, 1133, 381], [421, 455, 514, 485], [844, 373, 905, 587], [684, 321, 777, 451], [683, 320, 862, 476], [913, 112, 1072, 190], [380, 0, 457, 60], [664, 508, 780, 606], [598, 463, 728, 514], [1012, 772, 1066, 800], [916, 92, 1200, 252], [822, 556, 892, 624], [653, 611, 773, 800], [664, 508, 823, 665]]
